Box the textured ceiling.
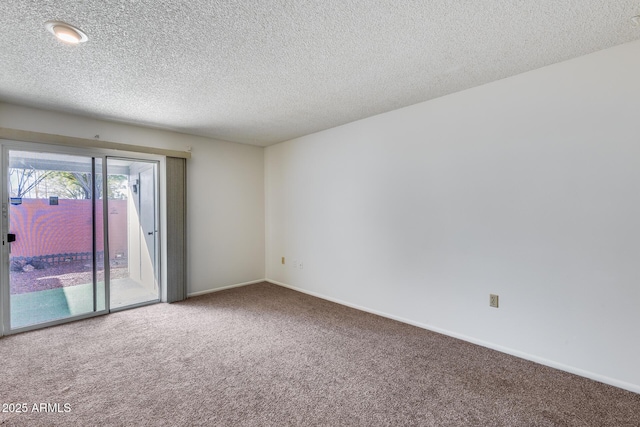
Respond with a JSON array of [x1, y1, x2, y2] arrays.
[[1, 1, 639, 146]]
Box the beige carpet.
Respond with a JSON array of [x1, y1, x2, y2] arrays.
[[1, 282, 638, 426]]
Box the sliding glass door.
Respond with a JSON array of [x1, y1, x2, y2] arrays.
[[1, 144, 160, 334], [107, 159, 159, 309], [3, 150, 106, 330]]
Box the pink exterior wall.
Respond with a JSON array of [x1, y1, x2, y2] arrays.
[[9, 199, 128, 259]]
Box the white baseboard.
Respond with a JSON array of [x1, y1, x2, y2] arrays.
[[266, 279, 640, 395], [187, 279, 266, 297]]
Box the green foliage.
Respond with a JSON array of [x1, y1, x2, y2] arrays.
[[9, 168, 128, 200], [107, 175, 128, 199]]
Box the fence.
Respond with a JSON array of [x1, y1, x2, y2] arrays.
[[9, 198, 128, 261]]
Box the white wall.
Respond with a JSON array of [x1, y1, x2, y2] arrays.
[[0, 103, 265, 294], [265, 39, 640, 393]]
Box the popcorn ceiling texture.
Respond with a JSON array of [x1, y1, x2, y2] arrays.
[[0, 1, 639, 146]]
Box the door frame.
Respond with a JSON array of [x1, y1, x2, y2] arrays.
[[0, 140, 165, 336]]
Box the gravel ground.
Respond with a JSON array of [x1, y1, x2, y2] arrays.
[[10, 261, 129, 294]]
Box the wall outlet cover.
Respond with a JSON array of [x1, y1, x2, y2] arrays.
[[490, 294, 499, 308]]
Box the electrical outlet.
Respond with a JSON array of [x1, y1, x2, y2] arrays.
[[281, 257, 285, 265], [298, 261, 303, 269], [292, 259, 298, 269], [490, 294, 499, 308]]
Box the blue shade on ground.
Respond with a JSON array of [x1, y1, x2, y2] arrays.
[[10, 282, 106, 329], [10, 279, 157, 329]]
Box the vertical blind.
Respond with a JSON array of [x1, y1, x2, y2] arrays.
[[165, 156, 187, 302]]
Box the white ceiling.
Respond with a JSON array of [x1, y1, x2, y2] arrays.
[[1, 1, 639, 147]]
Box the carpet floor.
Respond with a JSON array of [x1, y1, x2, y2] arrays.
[[1, 282, 638, 426]]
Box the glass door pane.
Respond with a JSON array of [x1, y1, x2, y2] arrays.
[[7, 150, 105, 329], [107, 158, 159, 309], [95, 158, 106, 312]]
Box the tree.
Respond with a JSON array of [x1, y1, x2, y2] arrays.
[[107, 175, 128, 199], [48, 172, 128, 200], [9, 168, 53, 198], [68, 172, 94, 199], [10, 168, 128, 200]]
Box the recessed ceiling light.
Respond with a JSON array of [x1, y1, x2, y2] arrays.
[[45, 21, 88, 44]]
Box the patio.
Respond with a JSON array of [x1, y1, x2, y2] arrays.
[[10, 262, 158, 329]]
